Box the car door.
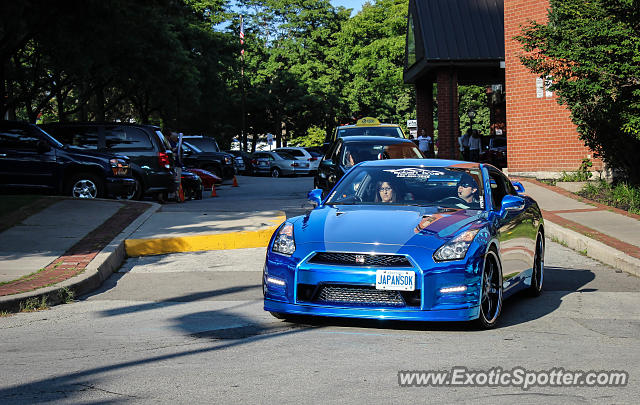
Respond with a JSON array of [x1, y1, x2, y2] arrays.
[[487, 168, 530, 291], [316, 140, 343, 192], [0, 124, 58, 190]]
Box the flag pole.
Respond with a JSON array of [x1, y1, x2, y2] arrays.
[[240, 15, 247, 152]]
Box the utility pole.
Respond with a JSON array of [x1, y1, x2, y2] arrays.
[[240, 15, 247, 152]]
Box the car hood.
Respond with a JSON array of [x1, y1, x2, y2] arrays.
[[293, 204, 486, 249], [63, 146, 129, 162]]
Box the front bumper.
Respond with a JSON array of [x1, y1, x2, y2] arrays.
[[105, 177, 135, 198], [264, 298, 479, 321], [263, 241, 486, 322]]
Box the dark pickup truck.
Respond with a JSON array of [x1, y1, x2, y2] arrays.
[[180, 136, 235, 180], [0, 121, 134, 198]]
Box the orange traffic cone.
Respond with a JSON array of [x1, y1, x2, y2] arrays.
[[232, 175, 239, 187], [210, 183, 217, 197], [178, 183, 185, 202]]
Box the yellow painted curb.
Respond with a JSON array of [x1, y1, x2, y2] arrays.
[[125, 215, 286, 257]]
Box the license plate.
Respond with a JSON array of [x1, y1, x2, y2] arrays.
[[259, 162, 267, 166], [376, 270, 415, 291]]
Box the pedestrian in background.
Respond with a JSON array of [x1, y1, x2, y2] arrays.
[[469, 130, 482, 162], [417, 129, 433, 158], [458, 132, 465, 160], [461, 129, 471, 161]]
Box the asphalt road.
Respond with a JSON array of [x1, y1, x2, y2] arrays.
[[1, 176, 639, 404]]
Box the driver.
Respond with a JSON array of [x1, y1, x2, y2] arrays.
[[457, 173, 479, 204], [375, 180, 396, 203]]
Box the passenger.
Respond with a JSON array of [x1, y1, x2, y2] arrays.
[[457, 173, 479, 203], [375, 181, 397, 203]]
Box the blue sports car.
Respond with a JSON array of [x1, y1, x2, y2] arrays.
[[263, 159, 544, 328]]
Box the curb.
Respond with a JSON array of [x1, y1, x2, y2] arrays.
[[0, 202, 161, 312], [125, 214, 286, 257], [545, 220, 640, 278]]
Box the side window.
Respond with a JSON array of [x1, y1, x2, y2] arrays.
[[54, 127, 99, 149], [502, 173, 518, 196], [488, 170, 509, 210], [0, 127, 40, 150], [105, 127, 152, 150]]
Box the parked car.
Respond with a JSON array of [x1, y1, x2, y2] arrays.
[[1, 121, 134, 199], [275, 146, 320, 173], [252, 151, 312, 178], [180, 168, 203, 200], [188, 168, 222, 189], [314, 136, 423, 196], [322, 117, 408, 151], [39, 122, 176, 200], [264, 159, 544, 329], [225, 150, 254, 175], [479, 135, 507, 168], [180, 136, 235, 179]]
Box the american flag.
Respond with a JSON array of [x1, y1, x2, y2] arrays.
[[240, 16, 244, 56]]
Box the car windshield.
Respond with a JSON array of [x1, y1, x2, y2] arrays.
[[182, 141, 202, 153], [337, 126, 404, 138], [326, 165, 485, 210], [184, 137, 220, 152], [341, 142, 422, 167]]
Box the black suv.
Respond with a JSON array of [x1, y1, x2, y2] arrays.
[[0, 121, 134, 198], [181, 136, 235, 179], [40, 122, 176, 200]]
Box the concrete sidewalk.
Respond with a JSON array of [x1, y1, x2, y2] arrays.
[[517, 178, 640, 277], [0, 176, 638, 311]]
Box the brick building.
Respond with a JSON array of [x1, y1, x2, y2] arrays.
[[404, 0, 603, 177]]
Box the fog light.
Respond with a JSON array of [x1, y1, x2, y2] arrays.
[[440, 286, 467, 293], [266, 277, 285, 286]]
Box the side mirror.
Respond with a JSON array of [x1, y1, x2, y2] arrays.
[[307, 189, 323, 207], [511, 181, 525, 193], [36, 140, 51, 153], [499, 195, 525, 218]]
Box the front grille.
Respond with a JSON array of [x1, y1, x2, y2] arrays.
[[309, 252, 411, 267], [316, 285, 405, 307]]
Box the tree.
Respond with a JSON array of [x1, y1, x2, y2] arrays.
[[516, 0, 640, 183]]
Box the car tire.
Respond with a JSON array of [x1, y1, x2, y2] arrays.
[[271, 167, 281, 178], [528, 231, 544, 297], [66, 173, 103, 199], [269, 311, 287, 319], [195, 185, 203, 200], [205, 165, 222, 179], [474, 249, 503, 329], [126, 176, 143, 200]]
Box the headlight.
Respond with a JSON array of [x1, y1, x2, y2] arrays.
[[272, 222, 295, 255], [110, 158, 129, 176], [433, 229, 479, 261], [224, 156, 232, 165]]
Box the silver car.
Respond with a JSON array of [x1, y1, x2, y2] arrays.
[[251, 151, 311, 178], [274, 146, 320, 173]]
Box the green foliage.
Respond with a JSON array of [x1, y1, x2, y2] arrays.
[[516, 0, 640, 184], [19, 295, 48, 312], [289, 125, 325, 146], [580, 180, 640, 215], [458, 85, 491, 135], [559, 158, 593, 181]]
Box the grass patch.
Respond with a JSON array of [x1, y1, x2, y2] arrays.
[[578, 180, 640, 215], [551, 236, 568, 247], [0, 311, 12, 317], [57, 287, 75, 304], [19, 295, 49, 312], [538, 179, 557, 186]]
